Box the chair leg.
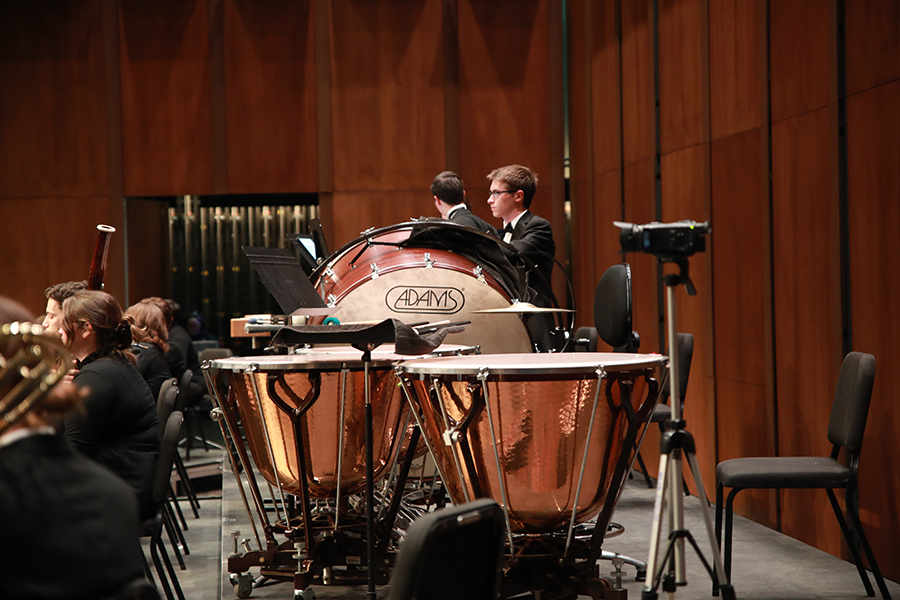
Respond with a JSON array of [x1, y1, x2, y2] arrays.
[[150, 521, 175, 600], [165, 498, 189, 557], [169, 483, 190, 531], [162, 505, 187, 570], [724, 487, 741, 582], [154, 524, 186, 600], [174, 453, 201, 517], [843, 488, 893, 599], [827, 488, 875, 597], [712, 482, 724, 596]]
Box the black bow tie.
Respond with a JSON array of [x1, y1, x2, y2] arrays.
[[502, 224, 514, 235]]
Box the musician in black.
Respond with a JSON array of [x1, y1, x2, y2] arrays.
[[0, 296, 147, 600], [431, 170, 497, 235], [41, 280, 87, 338], [486, 164, 556, 304], [125, 300, 173, 401], [62, 290, 160, 520]]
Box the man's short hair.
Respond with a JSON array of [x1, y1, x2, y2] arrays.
[[431, 171, 466, 206], [44, 281, 88, 304], [487, 165, 538, 209]]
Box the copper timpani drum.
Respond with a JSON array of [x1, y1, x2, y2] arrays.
[[210, 347, 473, 498], [396, 352, 665, 538], [312, 225, 534, 354]]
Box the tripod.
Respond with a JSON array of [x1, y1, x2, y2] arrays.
[[642, 258, 734, 600]]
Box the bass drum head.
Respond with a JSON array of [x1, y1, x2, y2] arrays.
[[317, 247, 534, 354]]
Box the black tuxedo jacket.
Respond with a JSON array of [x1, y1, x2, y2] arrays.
[[448, 206, 497, 236], [509, 210, 556, 300]]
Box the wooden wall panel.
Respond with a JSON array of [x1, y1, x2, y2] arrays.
[[621, 0, 655, 165], [0, 2, 109, 199], [119, 0, 214, 196], [328, 0, 444, 204], [329, 191, 426, 249], [591, 1, 622, 175], [711, 127, 776, 526], [658, 0, 707, 153], [660, 145, 715, 492], [456, 0, 560, 229], [769, 0, 834, 122], [223, 0, 319, 193], [708, 0, 762, 140], [125, 198, 170, 305], [622, 159, 659, 354], [771, 106, 844, 555], [567, 0, 597, 327], [847, 79, 900, 581], [0, 197, 125, 314], [845, 0, 900, 96]]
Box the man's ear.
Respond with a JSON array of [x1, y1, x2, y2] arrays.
[[514, 190, 525, 206]]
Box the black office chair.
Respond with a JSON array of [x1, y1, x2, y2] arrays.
[[714, 352, 891, 599], [141, 411, 187, 600], [573, 263, 640, 353], [594, 262, 640, 352], [389, 499, 505, 600], [634, 332, 694, 489]]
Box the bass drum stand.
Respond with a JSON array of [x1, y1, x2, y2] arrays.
[[642, 258, 735, 600]]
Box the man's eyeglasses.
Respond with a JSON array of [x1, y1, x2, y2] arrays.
[[489, 190, 516, 199]]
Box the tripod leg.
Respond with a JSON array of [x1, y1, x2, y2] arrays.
[[683, 450, 734, 599], [642, 452, 671, 598]]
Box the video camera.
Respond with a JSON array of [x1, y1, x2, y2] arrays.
[[614, 220, 709, 258]]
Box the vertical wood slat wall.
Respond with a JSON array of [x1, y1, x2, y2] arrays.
[[1, 0, 899, 582], [569, 0, 900, 579], [0, 0, 565, 310]]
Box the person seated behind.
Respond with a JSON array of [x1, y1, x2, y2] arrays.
[[0, 296, 147, 600], [486, 164, 556, 303], [431, 170, 497, 235], [125, 301, 173, 401], [152, 297, 208, 406], [41, 280, 87, 338], [61, 290, 160, 520]]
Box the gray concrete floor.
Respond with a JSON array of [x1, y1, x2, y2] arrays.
[[163, 450, 899, 600]]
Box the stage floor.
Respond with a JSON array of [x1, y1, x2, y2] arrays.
[[168, 449, 898, 600]]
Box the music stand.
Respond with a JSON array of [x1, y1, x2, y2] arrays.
[[270, 320, 396, 600]]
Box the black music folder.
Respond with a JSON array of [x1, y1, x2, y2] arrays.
[[242, 246, 329, 315]]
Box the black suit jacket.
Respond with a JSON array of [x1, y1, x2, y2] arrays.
[[509, 211, 556, 301], [0, 433, 145, 600], [448, 206, 497, 235]]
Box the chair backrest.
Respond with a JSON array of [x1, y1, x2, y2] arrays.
[[152, 411, 184, 505], [389, 499, 505, 600], [198, 347, 233, 364], [156, 384, 178, 433], [661, 332, 694, 405], [157, 377, 177, 406], [593, 263, 639, 351], [175, 369, 193, 411], [827, 351, 876, 454]]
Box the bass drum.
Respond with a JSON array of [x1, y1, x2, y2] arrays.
[[313, 226, 534, 354]]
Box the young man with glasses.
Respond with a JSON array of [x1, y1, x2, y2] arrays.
[[487, 165, 558, 351], [487, 164, 556, 292]]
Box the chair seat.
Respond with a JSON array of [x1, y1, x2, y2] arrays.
[[716, 456, 849, 489]]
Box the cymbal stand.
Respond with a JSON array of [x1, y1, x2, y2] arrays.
[[642, 259, 734, 600]]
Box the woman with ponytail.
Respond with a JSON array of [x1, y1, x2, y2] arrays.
[[62, 290, 159, 520]]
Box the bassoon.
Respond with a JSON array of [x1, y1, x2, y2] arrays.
[[87, 224, 116, 290]]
